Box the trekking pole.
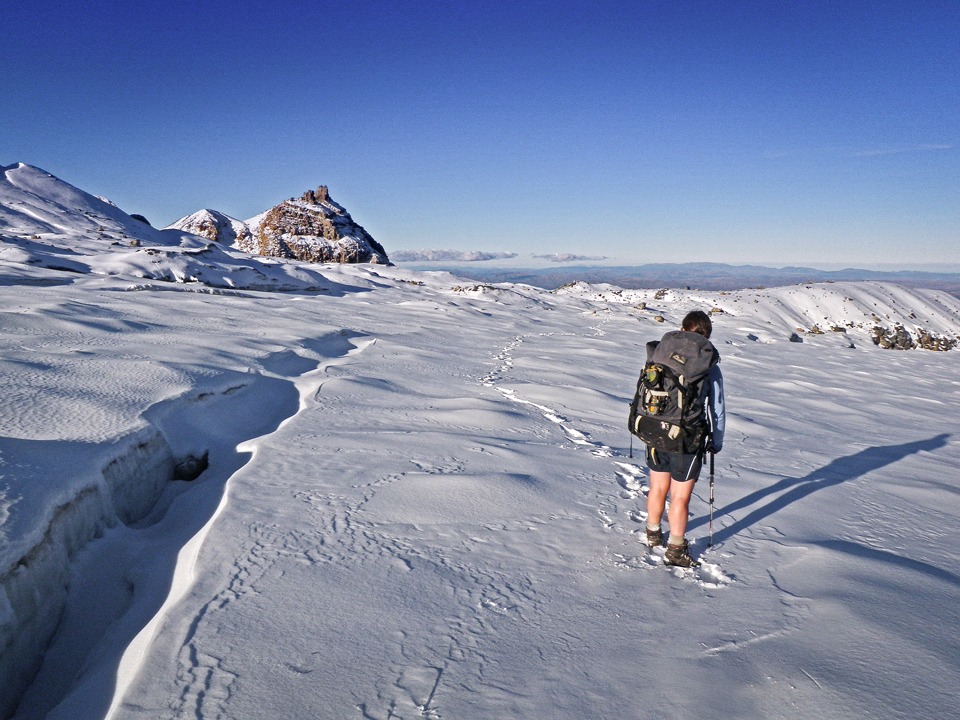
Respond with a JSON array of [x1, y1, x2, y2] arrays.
[[708, 451, 715, 548]]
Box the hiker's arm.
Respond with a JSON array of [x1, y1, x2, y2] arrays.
[[707, 365, 725, 452]]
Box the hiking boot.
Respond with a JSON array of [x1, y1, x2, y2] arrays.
[[644, 527, 663, 548], [664, 539, 699, 568]]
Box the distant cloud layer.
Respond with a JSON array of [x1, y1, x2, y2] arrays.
[[850, 143, 953, 158], [392, 249, 518, 262], [534, 253, 608, 262]]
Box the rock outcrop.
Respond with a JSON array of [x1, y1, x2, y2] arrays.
[[167, 186, 390, 265], [248, 186, 390, 265], [166, 209, 252, 248], [871, 324, 958, 351]]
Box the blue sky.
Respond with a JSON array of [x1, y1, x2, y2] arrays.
[[3, 0, 958, 267]]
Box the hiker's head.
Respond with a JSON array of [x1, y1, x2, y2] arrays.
[[681, 310, 712, 338]]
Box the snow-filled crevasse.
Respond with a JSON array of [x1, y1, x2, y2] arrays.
[[5, 331, 370, 720], [2, 486, 104, 719], [100, 332, 375, 720], [3, 368, 284, 719], [0, 427, 183, 720], [2, 377, 262, 720]]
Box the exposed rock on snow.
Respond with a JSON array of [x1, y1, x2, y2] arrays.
[[165, 209, 251, 248], [915, 328, 958, 351], [247, 186, 390, 265], [0, 165, 369, 293], [167, 186, 390, 265], [4, 162, 960, 720], [554, 280, 960, 350], [872, 324, 957, 351]]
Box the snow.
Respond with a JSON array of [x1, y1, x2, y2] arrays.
[[2, 167, 960, 719], [0, 164, 180, 251], [163, 210, 250, 250]]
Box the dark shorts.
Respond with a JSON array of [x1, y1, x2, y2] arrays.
[[645, 446, 703, 483]]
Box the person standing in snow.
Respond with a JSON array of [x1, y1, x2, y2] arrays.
[[642, 310, 725, 567]]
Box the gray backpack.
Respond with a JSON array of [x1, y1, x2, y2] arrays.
[[628, 331, 718, 454]]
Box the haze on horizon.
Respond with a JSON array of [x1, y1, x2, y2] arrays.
[[3, 0, 958, 268]]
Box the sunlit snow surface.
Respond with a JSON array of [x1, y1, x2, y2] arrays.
[[2, 166, 960, 719]]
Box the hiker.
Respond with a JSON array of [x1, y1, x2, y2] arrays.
[[630, 310, 725, 567]]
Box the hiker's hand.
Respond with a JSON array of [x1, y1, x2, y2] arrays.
[[707, 441, 720, 454]]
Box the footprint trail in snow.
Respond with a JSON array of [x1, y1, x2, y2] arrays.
[[480, 327, 731, 590]]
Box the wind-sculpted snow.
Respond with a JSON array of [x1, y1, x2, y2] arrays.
[[1, 247, 959, 719], [3, 318, 374, 719]]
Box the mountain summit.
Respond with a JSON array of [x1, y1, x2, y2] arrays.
[[166, 208, 252, 248], [246, 186, 390, 264], [168, 186, 390, 265]]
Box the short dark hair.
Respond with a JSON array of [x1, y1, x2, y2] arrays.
[[682, 310, 712, 338]]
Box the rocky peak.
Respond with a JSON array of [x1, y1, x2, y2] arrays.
[[166, 209, 251, 248], [302, 186, 330, 205], [168, 185, 390, 265], [249, 185, 390, 265]]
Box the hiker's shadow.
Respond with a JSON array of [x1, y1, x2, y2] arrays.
[[693, 433, 951, 546]]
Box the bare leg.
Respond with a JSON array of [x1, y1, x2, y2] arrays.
[[646, 470, 672, 526], [667, 478, 695, 539]]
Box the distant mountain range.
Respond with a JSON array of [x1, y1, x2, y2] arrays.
[[426, 262, 960, 296]]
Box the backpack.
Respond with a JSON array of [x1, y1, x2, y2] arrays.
[[628, 330, 718, 454]]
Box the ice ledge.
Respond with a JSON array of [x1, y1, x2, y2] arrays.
[[0, 426, 199, 719]]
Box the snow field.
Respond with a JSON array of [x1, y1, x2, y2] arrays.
[[1, 265, 959, 719]]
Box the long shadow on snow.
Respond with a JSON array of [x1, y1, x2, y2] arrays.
[[693, 434, 951, 550], [806, 539, 960, 587]]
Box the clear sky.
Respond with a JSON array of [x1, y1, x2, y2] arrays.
[[3, 0, 958, 268]]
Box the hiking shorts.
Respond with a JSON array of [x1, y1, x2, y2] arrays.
[[645, 446, 703, 483]]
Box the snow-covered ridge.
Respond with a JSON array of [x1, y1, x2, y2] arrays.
[[0, 163, 180, 252], [165, 209, 251, 248], [0, 165, 384, 291], [553, 280, 960, 349]]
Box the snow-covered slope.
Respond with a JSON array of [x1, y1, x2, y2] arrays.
[[0, 163, 181, 253], [554, 280, 960, 350], [0, 166, 368, 292], [1, 169, 959, 720]]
